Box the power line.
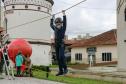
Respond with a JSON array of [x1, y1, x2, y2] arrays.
[[8, 15, 50, 30], [8, 0, 87, 30]]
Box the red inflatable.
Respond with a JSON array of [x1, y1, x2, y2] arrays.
[[8, 39, 32, 63]]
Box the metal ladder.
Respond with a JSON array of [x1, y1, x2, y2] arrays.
[[1, 46, 15, 80], [0, 33, 15, 80]]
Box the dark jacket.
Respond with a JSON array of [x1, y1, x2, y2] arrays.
[[50, 16, 67, 45]]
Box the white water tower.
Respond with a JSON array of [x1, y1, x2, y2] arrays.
[[4, 0, 54, 66]]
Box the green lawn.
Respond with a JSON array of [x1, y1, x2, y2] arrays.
[[33, 69, 122, 84], [50, 65, 58, 68]]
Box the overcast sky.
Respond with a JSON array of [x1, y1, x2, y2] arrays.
[[52, 0, 116, 39]]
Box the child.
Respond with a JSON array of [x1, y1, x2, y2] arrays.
[[15, 51, 23, 77]]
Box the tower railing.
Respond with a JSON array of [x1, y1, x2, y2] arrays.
[[4, 0, 52, 9]]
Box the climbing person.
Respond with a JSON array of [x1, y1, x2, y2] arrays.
[[50, 10, 68, 76], [15, 51, 23, 77]]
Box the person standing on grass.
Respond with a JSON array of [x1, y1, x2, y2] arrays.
[[15, 51, 23, 77], [50, 10, 68, 76], [25, 55, 32, 77]]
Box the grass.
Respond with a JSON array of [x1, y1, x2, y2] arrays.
[[33, 69, 122, 84], [50, 64, 77, 68], [50, 65, 58, 68], [0, 77, 4, 79]]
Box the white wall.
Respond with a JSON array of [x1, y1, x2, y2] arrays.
[[117, 0, 126, 71], [71, 45, 117, 64], [71, 47, 88, 64], [5, 0, 52, 42], [96, 45, 117, 63], [0, 7, 6, 28], [30, 44, 52, 66], [6, 10, 51, 41]]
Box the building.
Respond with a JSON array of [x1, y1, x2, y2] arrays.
[[3, 0, 54, 66], [71, 29, 117, 64], [51, 39, 78, 64], [117, 0, 126, 71], [0, 6, 6, 28], [72, 33, 92, 40]]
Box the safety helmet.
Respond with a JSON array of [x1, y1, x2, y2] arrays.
[[55, 17, 63, 24]]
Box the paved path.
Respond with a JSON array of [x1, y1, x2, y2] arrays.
[[0, 77, 65, 84]]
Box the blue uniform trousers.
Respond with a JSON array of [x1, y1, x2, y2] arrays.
[[55, 43, 67, 73]]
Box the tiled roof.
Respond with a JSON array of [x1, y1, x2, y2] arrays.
[[71, 29, 117, 47], [51, 39, 79, 45]]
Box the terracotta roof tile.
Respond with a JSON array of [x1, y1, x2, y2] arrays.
[[71, 29, 117, 47], [51, 39, 78, 45]]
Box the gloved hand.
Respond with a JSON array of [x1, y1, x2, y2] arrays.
[[62, 10, 65, 16], [52, 14, 55, 19]]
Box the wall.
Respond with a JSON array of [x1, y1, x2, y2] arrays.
[[96, 45, 117, 63], [117, 0, 126, 71], [0, 7, 6, 28], [5, 0, 52, 41], [6, 10, 51, 41], [30, 44, 52, 66], [71, 45, 117, 64], [71, 47, 88, 64]]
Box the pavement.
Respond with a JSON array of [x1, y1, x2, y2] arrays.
[[51, 67, 126, 83], [0, 77, 65, 84]]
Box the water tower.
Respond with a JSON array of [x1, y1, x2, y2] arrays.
[[3, 0, 54, 65]]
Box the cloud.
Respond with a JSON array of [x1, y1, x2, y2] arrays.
[[53, 0, 116, 38]]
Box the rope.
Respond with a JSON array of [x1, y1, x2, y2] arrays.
[[8, 0, 87, 30]]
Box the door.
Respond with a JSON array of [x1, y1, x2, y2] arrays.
[[88, 55, 96, 65]]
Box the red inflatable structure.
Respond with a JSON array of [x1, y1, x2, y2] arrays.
[[8, 39, 32, 63]]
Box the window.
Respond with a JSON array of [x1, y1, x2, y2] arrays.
[[75, 53, 82, 61], [12, 5, 15, 9], [38, 7, 41, 10], [87, 47, 96, 52], [102, 53, 112, 61], [25, 5, 28, 9]]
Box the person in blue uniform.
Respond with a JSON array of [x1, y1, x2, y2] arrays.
[[50, 10, 68, 76]]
